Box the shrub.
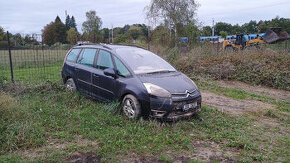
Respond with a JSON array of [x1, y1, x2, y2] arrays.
[[0, 76, 8, 87], [154, 46, 290, 90]]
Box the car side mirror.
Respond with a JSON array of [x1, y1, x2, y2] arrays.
[[104, 68, 116, 78]]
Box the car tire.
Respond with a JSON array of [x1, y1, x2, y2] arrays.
[[122, 94, 141, 119], [65, 78, 76, 92]]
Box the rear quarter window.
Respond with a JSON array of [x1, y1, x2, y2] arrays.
[[66, 49, 81, 62]]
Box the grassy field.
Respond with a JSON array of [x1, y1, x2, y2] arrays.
[[0, 82, 289, 162], [0, 47, 289, 162]]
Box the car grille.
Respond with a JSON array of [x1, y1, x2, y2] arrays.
[[171, 89, 198, 100]]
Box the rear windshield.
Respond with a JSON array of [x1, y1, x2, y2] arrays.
[[116, 48, 176, 74]]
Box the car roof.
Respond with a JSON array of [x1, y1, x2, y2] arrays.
[[73, 43, 146, 51]]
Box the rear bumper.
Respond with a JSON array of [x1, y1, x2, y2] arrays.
[[149, 95, 202, 121]]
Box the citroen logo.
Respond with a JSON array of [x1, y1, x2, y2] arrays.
[[185, 90, 193, 97]]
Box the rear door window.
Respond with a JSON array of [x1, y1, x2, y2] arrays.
[[66, 49, 81, 62], [77, 48, 97, 67], [96, 50, 114, 70]]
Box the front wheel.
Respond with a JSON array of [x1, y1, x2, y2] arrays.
[[122, 94, 141, 119]]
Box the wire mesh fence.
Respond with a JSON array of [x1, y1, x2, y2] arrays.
[[0, 33, 71, 84], [0, 32, 289, 85]]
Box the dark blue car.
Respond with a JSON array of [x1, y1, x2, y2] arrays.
[[62, 43, 201, 121]]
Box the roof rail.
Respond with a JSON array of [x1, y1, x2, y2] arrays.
[[111, 43, 148, 50], [76, 41, 95, 46], [100, 43, 112, 50]]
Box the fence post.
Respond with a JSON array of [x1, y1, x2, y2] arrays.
[[7, 31, 14, 83]]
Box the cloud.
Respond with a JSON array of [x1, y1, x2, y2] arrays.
[[197, 0, 290, 26], [0, 0, 289, 33]]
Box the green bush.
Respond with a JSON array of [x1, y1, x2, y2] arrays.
[[114, 34, 131, 44]]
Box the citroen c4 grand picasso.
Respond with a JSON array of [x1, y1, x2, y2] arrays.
[[62, 43, 201, 121]]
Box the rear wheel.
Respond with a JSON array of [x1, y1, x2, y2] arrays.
[[65, 78, 76, 92], [122, 94, 141, 119]]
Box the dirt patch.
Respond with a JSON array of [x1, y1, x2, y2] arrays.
[[18, 137, 98, 159], [216, 80, 290, 101], [68, 152, 101, 163], [201, 90, 276, 115], [185, 141, 237, 162], [121, 141, 237, 163]]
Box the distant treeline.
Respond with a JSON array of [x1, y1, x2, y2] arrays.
[[1, 15, 289, 48], [202, 17, 290, 36]]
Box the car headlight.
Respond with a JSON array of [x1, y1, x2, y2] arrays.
[[143, 83, 171, 98]]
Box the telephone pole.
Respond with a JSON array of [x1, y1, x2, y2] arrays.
[[111, 24, 114, 44], [212, 18, 215, 36]]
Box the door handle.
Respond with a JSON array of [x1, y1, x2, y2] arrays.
[[93, 74, 99, 78]]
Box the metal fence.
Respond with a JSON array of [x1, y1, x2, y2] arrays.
[[0, 32, 71, 84], [0, 32, 289, 85]]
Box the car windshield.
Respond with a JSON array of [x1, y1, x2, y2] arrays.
[[116, 48, 176, 74]]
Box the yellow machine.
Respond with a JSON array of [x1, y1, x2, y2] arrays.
[[223, 27, 290, 51], [223, 34, 265, 51]]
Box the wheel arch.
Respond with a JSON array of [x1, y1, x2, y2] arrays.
[[120, 90, 150, 117]]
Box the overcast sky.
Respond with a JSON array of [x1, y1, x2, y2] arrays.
[[0, 0, 289, 34]]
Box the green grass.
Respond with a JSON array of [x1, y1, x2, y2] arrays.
[[0, 64, 62, 84], [0, 49, 66, 84], [0, 82, 289, 162]]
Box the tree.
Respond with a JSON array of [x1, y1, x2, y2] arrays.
[[65, 15, 71, 30], [13, 33, 23, 46], [115, 34, 130, 43], [101, 28, 110, 43], [231, 24, 243, 34], [128, 26, 142, 41], [242, 20, 258, 33], [67, 28, 78, 44], [220, 31, 228, 39], [120, 25, 130, 34], [42, 16, 67, 45], [53, 16, 67, 43], [24, 34, 38, 45], [82, 10, 102, 42], [55, 16, 61, 23], [151, 25, 170, 46], [0, 26, 5, 41], [186, 22, 200, 43], [146, 0, 198, 45], [214, 22, 232, 35], [42, 22, 55, 46], [70, 16, 77, 30], [201, 26, 212, 36], [65, 15, 77, 31]]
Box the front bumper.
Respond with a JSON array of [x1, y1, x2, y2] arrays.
[[149, 94, 202, 121]]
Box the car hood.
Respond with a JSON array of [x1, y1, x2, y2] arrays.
[[137, 72, 197, 93]]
